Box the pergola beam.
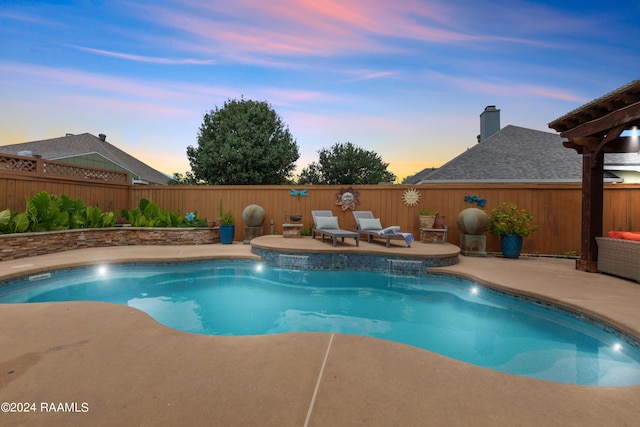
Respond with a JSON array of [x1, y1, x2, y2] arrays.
[[560, 101, 640, 139]]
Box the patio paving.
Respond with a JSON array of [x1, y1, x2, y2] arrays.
[[0, 238, 639, 426]]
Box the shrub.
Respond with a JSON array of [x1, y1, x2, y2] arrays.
[[488, 202, 538, 236]]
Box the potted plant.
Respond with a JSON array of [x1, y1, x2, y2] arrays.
[[419, 209, 439, 228], [218, 200, 235, 244], [488, 202, 538, 258]]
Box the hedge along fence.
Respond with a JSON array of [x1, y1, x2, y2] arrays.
[[2, 171, 639, 255]]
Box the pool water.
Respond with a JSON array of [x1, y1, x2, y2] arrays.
[[2, 261, 640, 386]]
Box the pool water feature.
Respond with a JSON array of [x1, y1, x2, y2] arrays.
[[1, 261, 639, 386]]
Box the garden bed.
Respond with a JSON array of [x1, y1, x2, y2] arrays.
[[0, 227, 220, 261]]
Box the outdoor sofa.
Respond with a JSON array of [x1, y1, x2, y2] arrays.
[[596, 231, 640, 283]]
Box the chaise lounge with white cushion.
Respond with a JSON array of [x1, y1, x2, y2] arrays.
[[311, 210, 360, 247], [352, 211, 414, 248]]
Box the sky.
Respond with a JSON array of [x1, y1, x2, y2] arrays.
[[1, 0, 639, 182]]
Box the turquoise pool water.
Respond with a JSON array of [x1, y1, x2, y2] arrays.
[[1, 260, 639, 386]]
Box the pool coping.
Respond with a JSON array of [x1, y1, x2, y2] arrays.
[[1, 242, 640, 426]]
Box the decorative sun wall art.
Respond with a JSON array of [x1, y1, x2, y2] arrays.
[[335, 187, 360, 211], [402, 188, 421, 206]]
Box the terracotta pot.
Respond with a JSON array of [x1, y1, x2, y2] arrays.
[[419, 215, 436, 228]]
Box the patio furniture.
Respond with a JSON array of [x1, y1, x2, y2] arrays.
[[419, 226, 448, 244], [311, 210, 359, 247], [282, 223, 303, 238], [352, 211, 413, 248], [596, 237, 640, 282]]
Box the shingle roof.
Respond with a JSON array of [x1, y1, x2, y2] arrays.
[[0, 133, 170, 185], [407, 125, 583, 183]]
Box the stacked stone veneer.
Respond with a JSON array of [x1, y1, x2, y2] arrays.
[[252, 247, 458, 276], [0, 228, 221, 261]]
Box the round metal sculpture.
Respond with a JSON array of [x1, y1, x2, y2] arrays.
[[242, 204, 266, 227], [336, 187, 360, 211], [457, 208, 489, 235]]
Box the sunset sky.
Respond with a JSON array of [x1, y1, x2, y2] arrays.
[[1, 0, 639, 181]]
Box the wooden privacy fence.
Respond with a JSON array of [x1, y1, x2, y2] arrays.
[[1, 171, 639, 255], [0, 173, 129, 214], [131, 183, 591, 255]]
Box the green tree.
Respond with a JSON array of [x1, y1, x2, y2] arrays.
[[169, 171, 201, 185], [298, 142, 396, 184], [186, 98, 300, 184]]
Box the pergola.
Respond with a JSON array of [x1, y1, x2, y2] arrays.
[[548, 78, 640, 272]]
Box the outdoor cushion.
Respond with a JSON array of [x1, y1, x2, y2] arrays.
[[608, 231, 640, 241], [359, 218, 383, 230], [315, 216, 339, 229]]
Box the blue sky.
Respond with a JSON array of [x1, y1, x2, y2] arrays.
[[1, 0, 639, 181]]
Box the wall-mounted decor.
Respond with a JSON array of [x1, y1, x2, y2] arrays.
[[290, 188, 309, 200], [402, 188, 421, 206], [336, 187, 360, 211]]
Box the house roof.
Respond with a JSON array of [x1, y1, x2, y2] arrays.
[[0, 133, 170, 185], [406, 125, 584, 184]]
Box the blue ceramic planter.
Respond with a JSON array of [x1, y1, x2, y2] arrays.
[[500, 234, 522, 259], [219, 225, 235, 244]]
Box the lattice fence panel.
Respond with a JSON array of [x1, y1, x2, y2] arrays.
[[43, 162, 128, 183], [0, 156, 38, 172]]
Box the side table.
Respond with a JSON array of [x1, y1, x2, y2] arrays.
[[282, 223, 303, 238], [420, 226, 448, 243]]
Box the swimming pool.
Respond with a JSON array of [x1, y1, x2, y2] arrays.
[[1, 260, 639, 386]]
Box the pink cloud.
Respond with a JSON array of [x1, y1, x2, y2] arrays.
[[0, 62, 184, 100], [0, 61, 336, 118], [518, 85, 587, 103], [422, 71, 587, 103], [132, 0, 547, 61]]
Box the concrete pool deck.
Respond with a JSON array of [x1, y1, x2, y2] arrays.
[[0, 238, 639, 426]]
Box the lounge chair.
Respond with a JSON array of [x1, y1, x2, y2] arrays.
[[352, 211, 414, 248], [311, 210, 360, 247]]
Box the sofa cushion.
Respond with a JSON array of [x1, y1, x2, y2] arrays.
[[608, 231, 640, 241]]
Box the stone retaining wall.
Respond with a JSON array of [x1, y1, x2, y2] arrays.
[[0, 227, 221, 261]]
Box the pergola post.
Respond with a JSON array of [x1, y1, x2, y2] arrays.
[[577, 151, 604, 272]]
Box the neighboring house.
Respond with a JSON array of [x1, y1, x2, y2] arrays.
[[603, 153, 640, 183], [405, 106, 640, 184], [0, 133, 170, 185]]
